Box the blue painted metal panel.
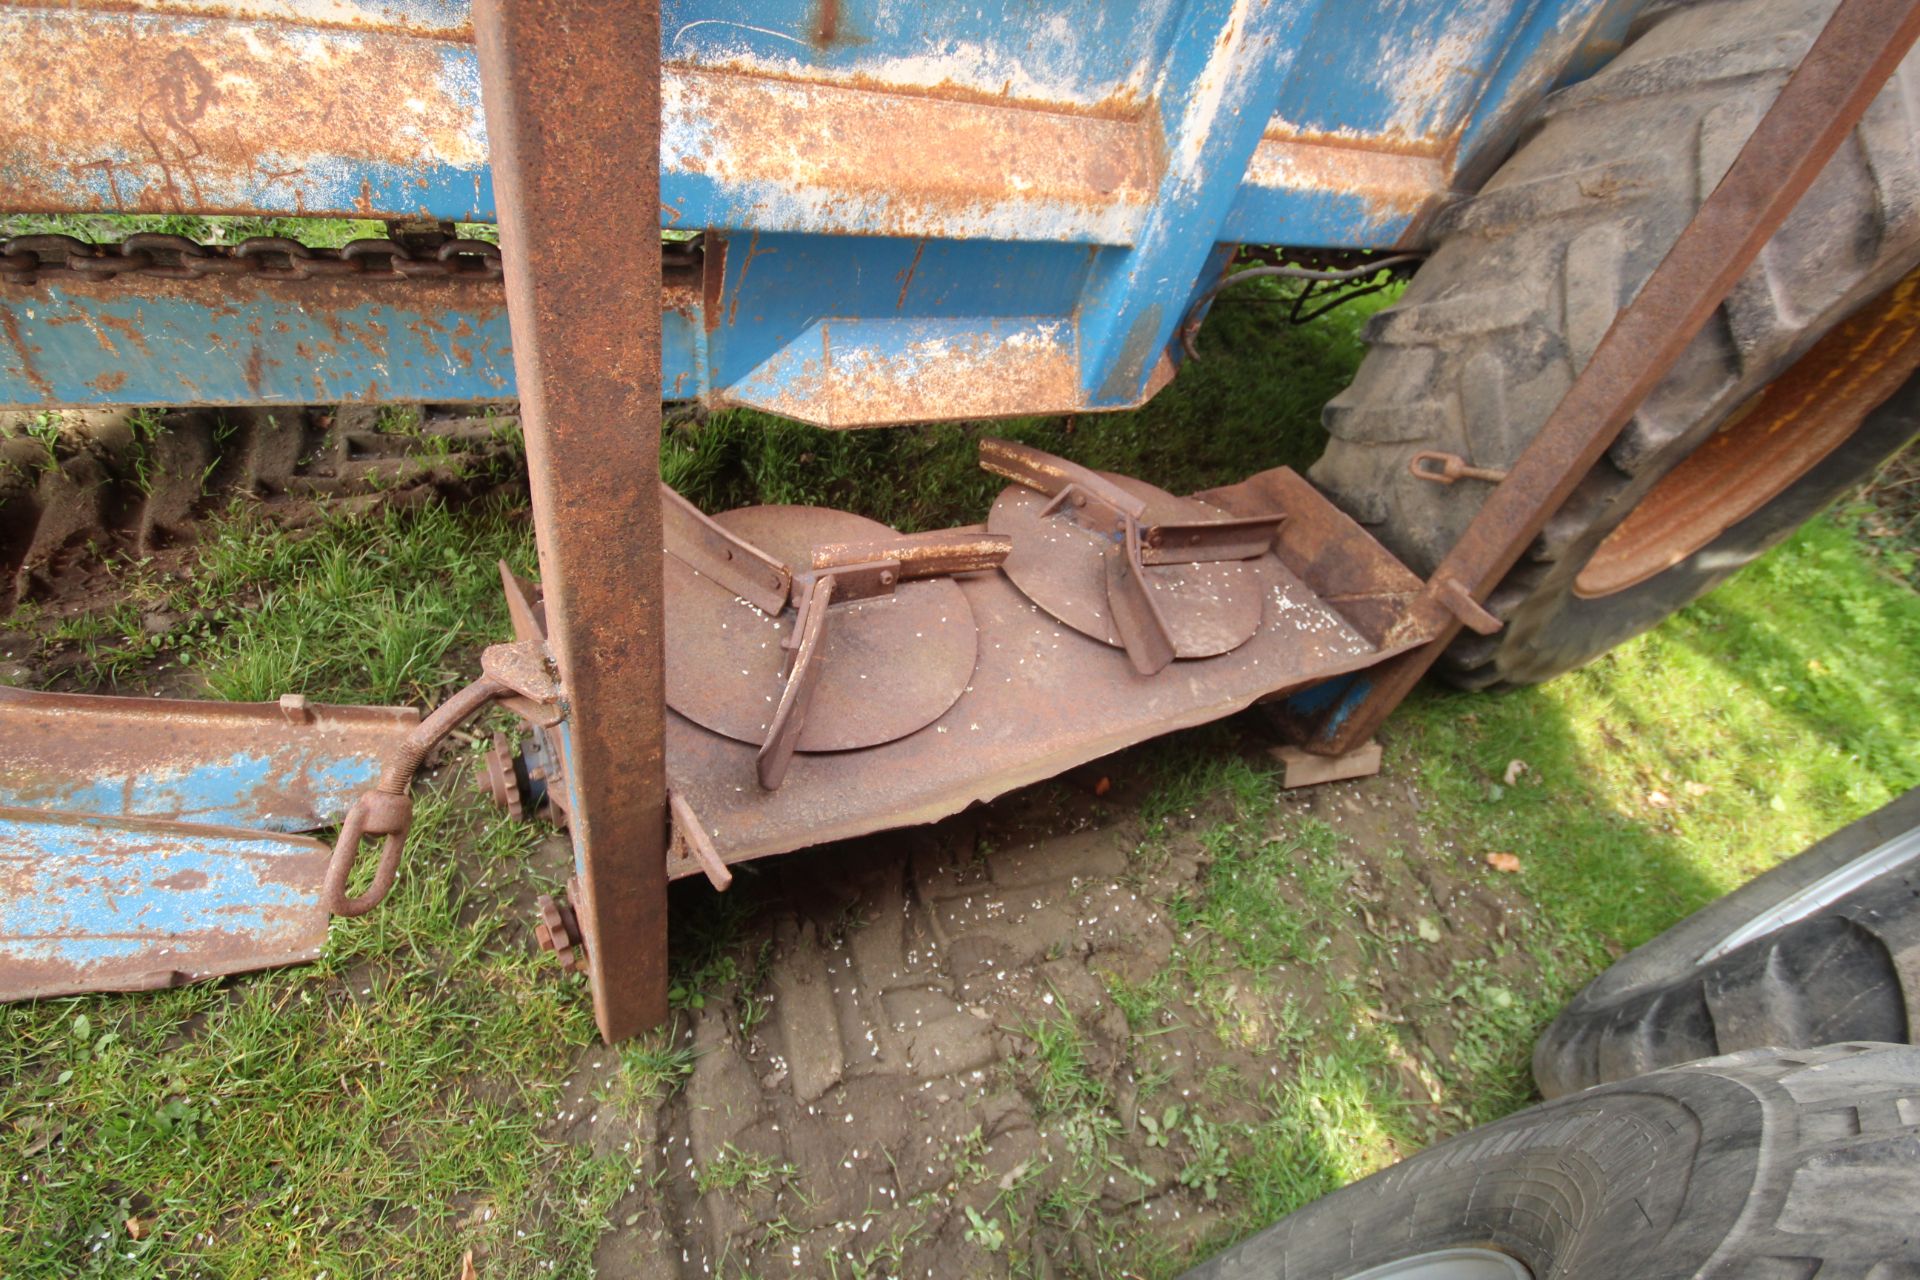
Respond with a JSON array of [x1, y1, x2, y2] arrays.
[[0, 7, 493, 221], [1076, 0, 1321, 405], [0, 688, 417, 833], [7, 752, 376, 833], [0, 0, 1651, 415], [0, 808, 330, 1000], [1269, 0, 1547, 147], [703, 232, 1101, 421], [0, 278, 515, 408], [659, 0, 1181, 105]]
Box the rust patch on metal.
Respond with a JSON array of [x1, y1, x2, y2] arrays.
[[37, 0, 475, 40], [0, 7, 486, 217], [1245, 133, 1448, 232], [661, 271, 702, 322], [728, 321, 1083, 428], [0, 686, 418, 831], [702, 233, 727, 333], [663, 67, 1154, 240], [725, 232, 771, 328], [1, 309, 54, 400], [896, 239, 926, 310]]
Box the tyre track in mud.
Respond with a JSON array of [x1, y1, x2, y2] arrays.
[[0, 403, 527, 611]]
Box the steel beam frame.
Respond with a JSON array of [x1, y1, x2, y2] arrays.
[[474, 0, 669, 1042]]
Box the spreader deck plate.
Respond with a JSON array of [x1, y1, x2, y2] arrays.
[[664, 467, 1437, 874], [663, 505, 978, 751], [989, 471, 1266, 659]]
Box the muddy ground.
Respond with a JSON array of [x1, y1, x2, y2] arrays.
[[531, 751, 1533, 1278]]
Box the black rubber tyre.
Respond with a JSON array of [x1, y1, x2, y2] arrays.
[[1533, 788, 1920, 1100], [1310, 0, 1920, 688], [1179, 1042, 1920, 1280]]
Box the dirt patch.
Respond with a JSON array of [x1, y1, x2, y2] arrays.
[[0, 404, 526, 617], [553, 726, 1539, 1277]]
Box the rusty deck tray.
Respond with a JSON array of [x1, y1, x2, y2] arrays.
[[663, 467, 1439, 876]]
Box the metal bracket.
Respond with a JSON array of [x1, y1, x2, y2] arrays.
[[758, 572, 835, 789], [1409, 451, 1510, 486], [1433, 576, 1504, 637], [668, 791, 732, 890], [811, 529, 1011, 579], [711, 524, 1013, 790], [662, 483, 792, 614], [1105, 520, 1179, 675]]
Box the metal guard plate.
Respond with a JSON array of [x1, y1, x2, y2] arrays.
[[663, 505, 979, 751]]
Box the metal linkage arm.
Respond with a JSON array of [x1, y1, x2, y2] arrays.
[[323, 641, 560, 916]]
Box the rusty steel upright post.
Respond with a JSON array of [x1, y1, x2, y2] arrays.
[[1313, 0, 1920, 756], [474, 0, 669, 1041]]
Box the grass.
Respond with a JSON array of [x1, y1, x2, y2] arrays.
[[33, 499, 539, 702], [1383, 507, 1920, 1120], [2, 269, 1918, 1274], [0, 788, 634, 1278], [0, 214, 493, 249], [695, 1145, 796, 1196]]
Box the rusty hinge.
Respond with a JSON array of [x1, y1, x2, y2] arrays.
[[324, 639, 564, 916]]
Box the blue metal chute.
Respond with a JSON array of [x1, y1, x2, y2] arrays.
[[0, 688, 418, 998], [0, 0, 1642, 419], [0, 809, 331, 1002]]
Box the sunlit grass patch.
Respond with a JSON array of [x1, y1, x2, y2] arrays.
[[169, 499, 537, 705]]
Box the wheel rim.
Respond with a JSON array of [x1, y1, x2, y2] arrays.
[[1700, 820, 1920, 963], [1574, 266, 1920, 599], [1338, 1246, 1534, 1280]]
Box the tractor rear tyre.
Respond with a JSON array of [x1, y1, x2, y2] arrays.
[[1533, 787, 1920, 1099], [1179, 1042, 1920, 1280], [1310, 0, 1920, 688]]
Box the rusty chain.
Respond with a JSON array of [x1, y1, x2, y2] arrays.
[[0, 231, 703, 288], [0, 232, 506, 286]]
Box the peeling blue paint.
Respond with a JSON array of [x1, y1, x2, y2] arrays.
[[0, 809, 328, 998], [0, 0, 1647, 416], [0, 751, 380, 834]]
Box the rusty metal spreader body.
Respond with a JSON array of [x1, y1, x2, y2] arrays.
[[4, 0, 1917, 1042]]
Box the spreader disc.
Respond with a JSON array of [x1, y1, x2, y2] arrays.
[[988, 474, 1267, 659], [665, 505, 978, 751]]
